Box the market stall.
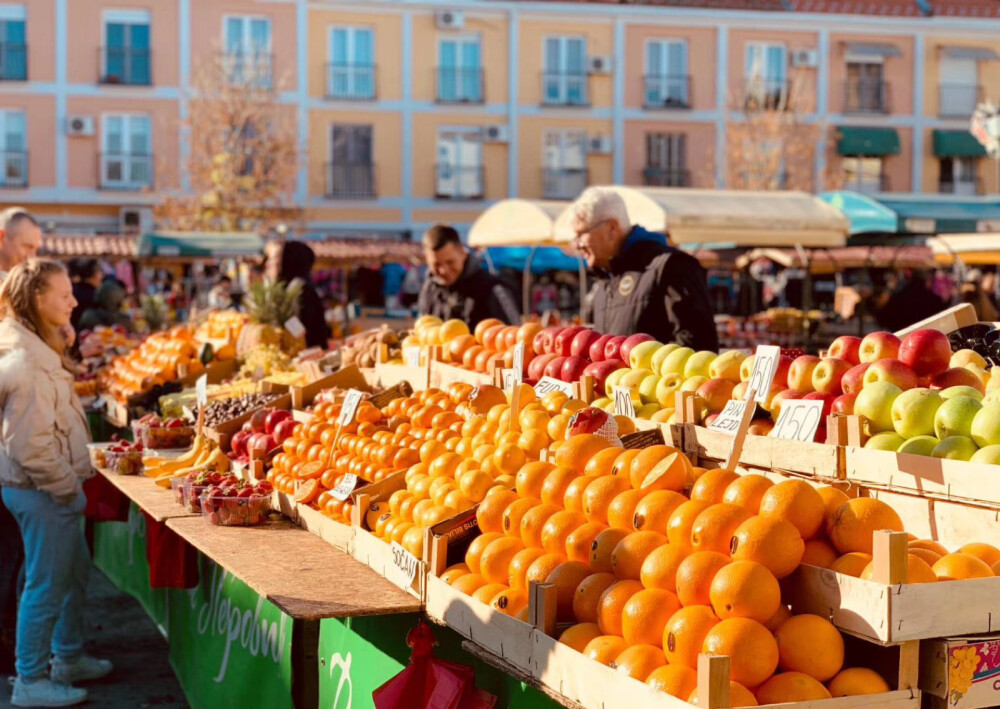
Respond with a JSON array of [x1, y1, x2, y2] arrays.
[[929, 233, 1000, 267]]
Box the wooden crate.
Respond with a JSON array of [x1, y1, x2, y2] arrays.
[[204, 392, 292, 452], [292, 500, 354, 553], [429, 360, 491, 389], [351, 527, 425, 600], [894, 303, 979, 338], [289, 365, 373, 411]]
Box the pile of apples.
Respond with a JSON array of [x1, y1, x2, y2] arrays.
[[228, 407, 296, 465]]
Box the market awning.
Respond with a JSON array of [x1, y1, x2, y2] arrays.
[[468, 199, 569, 247], [933, 130, 987, 157], [836, 127, 900, 156], [41, 234, 137, 259], [310, 238, 423, 265], [943, 46, 1000, 62], [553, 187, 848, 248], [819, 191, 898, 235], [877, 196, 1000, 234], [845, 42, 902, 58], [486, 246, 581, 273], [736, 245, 936, 274], [929, 234, 1000, 265], [137, 231, 264, 258]]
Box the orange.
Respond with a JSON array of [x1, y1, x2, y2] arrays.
[[295, 479, 321, 504], [666, 500, 711, 553], [465, 532, 503, 575], [540, 467, 581, 506], [755, 672, 831, 703], [817, 485, 851, 524], [702, 618, 779, 688], [440, 564, 469, 585], [629, 446, 689, 493], [827, 667, 891, 696], [759, 479, 826, 540], [596, 579, 643, 636], [690, 503, 752, 554], [515, 461, 555, 498], [687, 682, 758, 707], [610, 531, 668, 580], [490, 588, 529, 617], [472, 582, 508, 605], [546, 413, 570, 442], [709, 561, 781, 624], [541, 510, 587, 555], [663, 605, 719, 669], [764, 603, 792, 633], [910, 539, 950, 556], [459, 469, 496, 504], [933, 553, 995, 581], [555, 434, 613, 473], [827, 497, 904, 554], [606, 489, 646, 531], [690, 468, 739, 503], [829, 552, 873, 578], [573, 572, 617, 624], [502, 497, 540, 537], [582, 476, 631, 524], [524, 553, 567, 587], [626, 448, 676, 489], [583, 447, 623, 477], [479, 537, 526, 585], [622, 588, 681, 647], [562, 476, 591, 513], [909, 547, 944, 567], [774, 613, 844, 682], [517, 429, 549, 459], [960, 542, 1000, 567], [546, 561, 592, 621], [419, 439, 446, 464], [640, 544, 687, 592], [860, 554, 937, 584], [645, 665, 697, 700], [730, 516, 805, 579], [557, 623, 602, 653], [801, 539, 838, 568], [451, 573, 488, 595], [722, 474, 774, 513], [520, 503, 562, 548], [565, 522, 606, 564], [610, 449, 641, 478], [614, 415, 637, 436], [632, 491, 687, 534], [583, 635, 629, 666], [508, 548, 547, 591], [474, 317, 503, 344], [492, 444, 527, 477], [589, 527, 629, 573], [675, 551, 730, 607], [428, 452, 461, 478], [613, 644, 666, 681]]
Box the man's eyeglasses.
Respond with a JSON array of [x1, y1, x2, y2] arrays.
[[574, 219, 610, 243]]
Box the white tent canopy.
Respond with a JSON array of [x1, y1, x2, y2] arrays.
[[929, 234, 1000, 265], [468, 199, 570, 247], [553, 187, 849, 248]]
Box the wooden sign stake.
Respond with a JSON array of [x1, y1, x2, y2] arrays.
[[723, 388, 756, 471], [528, 581, 557, 637], [697, 654, 732, 709], [826, 413, 866, 448], [872, 529, 909, 585]]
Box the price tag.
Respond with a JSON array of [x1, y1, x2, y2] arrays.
[[501, 368, 518, 392], [613, 386, 636, 418], [770, 398, 824, 442], [745, 345, 781, 403], [511, 343, 525, 386], [403, 346, 422, 368], [708, 399, 753, 434], [196, 374, 208, 408], [533, 376, 574, 397], [93, 394, 107, 411], [331, 473, 358, 501], [338, 389, 364, 426], [284, 317, 306, 340], [252, 366, 265, 382], [391, 541, 419, 588]]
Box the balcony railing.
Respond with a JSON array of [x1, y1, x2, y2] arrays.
[[326, 163, 376, 199], [99, 153, 153, 190], [844, 78, 890, 114], [99, 47, 151, 86], [0, 43, 26, 81], [940, 176, 981, 196], [0, 150, 27, 188], [436, 66, 484, 104], [939, 84, 982, 119], [435, 164, 484, 200], [222, 51, 273, 88], [326, 63, 376, 101], [741, 77, 791, 111], [844, 173, 888, 194], [643, 167, 690, 187], [643, 75, 691, 109], [543, 168, 588, 199], [541, 72, 589, 107]]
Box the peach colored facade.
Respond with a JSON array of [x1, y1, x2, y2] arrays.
[[2, 0, 1000, 237]]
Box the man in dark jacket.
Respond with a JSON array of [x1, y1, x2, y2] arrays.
[[265, 240, 331, 350], [418, 225, 519, 328], [571, 187, 718, 350]]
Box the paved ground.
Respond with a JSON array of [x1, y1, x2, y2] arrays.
[[1, 570, 188, 708]]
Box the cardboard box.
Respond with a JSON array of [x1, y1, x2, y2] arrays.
[[921, 636, 1000, 709]]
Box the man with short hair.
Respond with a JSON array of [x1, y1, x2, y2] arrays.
[[418, 224, 519, 328], [570, 187, 718, 350], [0, 208, 40, 278]]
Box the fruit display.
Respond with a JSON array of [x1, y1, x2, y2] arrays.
[[200, 478, 274, 526], [194, 310, 246, 344], [237, 344, 295, 380], [341, 326, 404, 368], [132, 413, 196, 450], [99, 327, 206, 402], [104, 440, 145, 475], [143, 435, 231, 488], [87, 442, 112, 470], [194, 392, 280, 428], [239, 280, 306, 355], [228, 407, 295, 463]]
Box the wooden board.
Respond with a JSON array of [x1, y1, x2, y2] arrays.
[[429, 361, 491, 389], [351, 527, 425, 600], [374, 361, 430, 391], [867, 489, 1000, 549], [894, 303, 978, 338], [293, 500, 354, 553], [94, 468, 199, 523], [165, 516, 420, 620], [290, 365, 372, 410]]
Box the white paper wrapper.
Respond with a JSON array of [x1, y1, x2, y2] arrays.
[[567, 408, 623, 448]]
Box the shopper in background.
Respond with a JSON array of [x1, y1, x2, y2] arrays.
[[877, 270, 945, 332], [569, 187, 718, 350], [960, 269, 1000, 322], [77, 280, 133, 333], [264, 240, 330, 349], [207, 275, 234, 310], [0, 209, 40, 279], [69, 260, 102, 335], [418, 225, 520, 328], [0, 259, 109, 708]]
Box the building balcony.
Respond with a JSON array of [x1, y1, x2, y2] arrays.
[[222, 51, 272, 88], [741, 77, 791, 111], [99, 47, 151, 86], [843, 78, 890, 114], [435, 164, 484, 200], [326, 163, 376, 199], [940, 176, 981, 196], [543, 168, 588, 200], [0, 150, 27, 188], [0, 43, 25, 81], [99, 153, 153, 191], [643, 167, 689, 187], [436, 67, 484, 104], [939, 84, 982, 119], [642, 75, 691, 109], [541, 72, 589, 107], [326, 64, 376, 101]]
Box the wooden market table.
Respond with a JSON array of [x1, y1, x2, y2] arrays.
[[94, 468, 199, 523]]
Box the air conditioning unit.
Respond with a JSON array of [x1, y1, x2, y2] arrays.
[[587, 55, 612, 75], [791, 49, 819, 68], [119, 206, 153, 235], [435, 10, 464, 30], [483, 125, 509, 143], [587, 135, 612, 154], [66, 116, 95, 137]]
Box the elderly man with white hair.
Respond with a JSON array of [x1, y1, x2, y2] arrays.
[[569, 187, 717, 350]]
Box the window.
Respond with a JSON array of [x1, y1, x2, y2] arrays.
[[842, 156, 884, 193], [543, 37, 587, 106], [845, 56, 886, 113], [329, 27, 374, 100], [329, 125, 374, 198], [0, 109, 25, 187], [224, 16, 271, 86], [745, 42, 787, 109], [0, 6, 25, 81], [939, 55, 979, 118], [644, 133, 687, 187], [644, 40, 688, 108], [103, 10, 150, 85], [436, 129, 483, 199], [543, 130, 587, 199], [438, 37, 482, 103], [101, 114, 152, 189], [940, 157, 979, 195]]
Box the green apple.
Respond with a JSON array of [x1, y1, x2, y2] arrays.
[[897, 435, 940, 457], [855, 381, 903, 434], [940, 386, 984, 401], [620, 368, 653, 389], [666, 412, 678, 425], [709, 350, 747, 383], [684, 351, 718, 379], [638, 373, 661, 404], [650, 344, 681, 375], [951, 349, 987, 369], [592, 396, 612, 409], [660, 347, 694, 377], [970, 444, 1000, 465], [655, 373, 684, 408], [932, 436, 978, 461], [680, 376, 708, 393], [635, 403, 660, 420], [864, 432, 906, 451], [971, 402, 1000, 448], [985, 390, 1000, 405], [629, 341, 663, 370], [933, 396, 983, 439], [891, 388, 943, 439], [604, 368, 628, 398], [965, 364, 990, 389]]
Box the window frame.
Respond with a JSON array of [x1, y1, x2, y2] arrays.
[[100, 112, 152, 189], [435, 126, 484, 200]]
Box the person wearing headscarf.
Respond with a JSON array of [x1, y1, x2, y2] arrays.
[[264, 241, 330, 349]]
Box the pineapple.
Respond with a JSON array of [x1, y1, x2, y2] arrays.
[[140, 294, 169, 333], [240, 279, 305, 355]]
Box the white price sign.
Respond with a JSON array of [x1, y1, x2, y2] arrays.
[[511, 343, 525, 386], [391, 541, 420, 588], [533, 376, 574, 397], [403, 346, 422, 368], [331, 473, 358, 501], [501, 368, 518, 392], [745, 345, 781, 403], [284, 317, 306, 340], [93, 395, 107, 411], [196, 374, 209, 408], [770, 399, 824, 442], [708, 399, 753, 434], [338, 389, 364, 426], [613, 386, 636, 418]]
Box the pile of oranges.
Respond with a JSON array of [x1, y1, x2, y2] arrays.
[[403, 314, 544, 375]]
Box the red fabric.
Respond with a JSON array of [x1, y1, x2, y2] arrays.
[[82, 475, 130, 523], [143, 512, 199, 589]]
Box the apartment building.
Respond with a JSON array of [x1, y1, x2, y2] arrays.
[[3, 0, 1000, 236]]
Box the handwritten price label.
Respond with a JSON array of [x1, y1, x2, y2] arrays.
[[511, 343, 525, 386], [338, 389, 364, 426], [196, 374, 209, 408], [533, 376, 574, 397], [770, 399, 824, 442], [331, 473, 358, 501], [745, 345, 781, 403], [284, 317, 306, 340], [501, 369, 518, 392], [708, 400, 753, 434], [391, 541, 420, 588], [613, 386, 636, 418], [403, 346, 422, 368]]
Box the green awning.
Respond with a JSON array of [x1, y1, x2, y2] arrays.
[[877, 197, 1000, 234], [836, 127, 900, 156], [137, 231, 265, 259], [933, 130, 987, 157]]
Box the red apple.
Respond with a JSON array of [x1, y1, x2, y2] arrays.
[[588, 334, 614, 363], [272, 419, 298, 445], [248, 433, 274, 455], [583, 360, 627, 394], [863, 358, 917, 391], [831, 393, 857, 415], [769, 388, 806, 420], [249, 408, 270, 434], [553, 327, 584, 357], [533, 327, 560, 355], [620, 333, 656, 365], [787, 355, 821, 393], [930, 367, 986, 394], [811, 357, 852, 396], [265, 409, 292, 435], [560, 355, 590, 383], [827, 336, 862, 365], [697, 379, 737, 414], [858, 332, 901, 363], [841, 363, 871, 395], [603, 336, 627, 362], [899, 329, 953, 378], [568, 407, 610, 436], [570, 329, 601, 358], [230, 430, 251, 457], [748, 420, 774, 436], [774, 355, 793, 389], [703, 413, 720, 428], [803, 391, 836, 420], [543, 356, 568, 379], [528, 353, 558, 381], [732, 381, 749, 401]]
